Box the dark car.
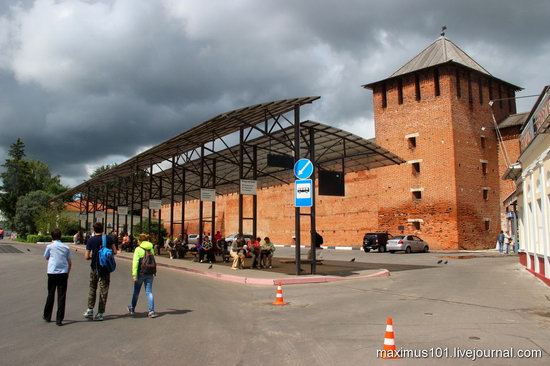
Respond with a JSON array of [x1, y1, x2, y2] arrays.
[[363, 232, 392, 253]]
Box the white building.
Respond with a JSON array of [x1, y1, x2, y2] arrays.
[[506, 85, 550, 286]]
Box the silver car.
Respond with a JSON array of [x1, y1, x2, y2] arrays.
[[187, 234, 200, 245], [387, 235, 429, 253]]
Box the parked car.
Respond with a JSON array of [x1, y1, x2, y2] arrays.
[[387, 235, 429, 253], [187, 234, 200, 245], [223, 233, 254, 246], [363, 232, 392, 253]]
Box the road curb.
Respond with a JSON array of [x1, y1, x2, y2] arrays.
[[115, 255, 390, 286]]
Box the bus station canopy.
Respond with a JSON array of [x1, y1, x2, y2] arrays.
[[57, 96, 404, 206]]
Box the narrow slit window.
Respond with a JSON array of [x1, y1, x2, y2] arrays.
[[481, 162, 488, 175], [434, 68, 440, 96], [468, 73, 473, 104], [412, 191, 422, 200], [415, 74, 421, 101], [488, 79, 493, 101], [413, 221, 421, 230], [455, 68, 461, 98], [484, 220, 490, 231], [498, 84, 503, 109], [508, 88, 515, 113], [398, 79, 403, 104], [412, 162, 421, 174], [381, 83, 387, 108], [408, 136, 417, 148], [482, 188, 489, 201], [478, 76, 483, 105], [480, 136, 486, 149]]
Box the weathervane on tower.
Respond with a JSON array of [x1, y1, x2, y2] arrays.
[[440, 25, 447, 37]]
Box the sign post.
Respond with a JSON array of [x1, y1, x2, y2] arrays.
[[148, 199, 162, 210], [200, 188, 216, 202], [240, 179, 257, 195], [295, 179, 313, 207]]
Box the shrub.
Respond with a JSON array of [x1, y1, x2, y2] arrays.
[[26, 234, 74, 243]]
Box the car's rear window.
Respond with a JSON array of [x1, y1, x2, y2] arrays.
[[392, 235, 406, 239]]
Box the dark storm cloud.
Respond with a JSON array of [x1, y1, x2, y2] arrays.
[[0, 0, 549, 186]]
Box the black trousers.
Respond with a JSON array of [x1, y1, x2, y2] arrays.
[[43, 273, 68, 322]]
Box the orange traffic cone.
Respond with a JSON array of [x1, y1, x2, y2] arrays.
[[272, 284, 288, 305], [381, 317, 399, 359]]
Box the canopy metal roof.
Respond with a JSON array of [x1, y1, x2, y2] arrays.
[[58, 97, 404, 208], [62, 96, 319, 193], [145, 120, 404, 204]]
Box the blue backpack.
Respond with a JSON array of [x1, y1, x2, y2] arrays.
[[98, 235, 116, 272]]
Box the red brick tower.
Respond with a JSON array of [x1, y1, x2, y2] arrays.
[[364, 36, 521, 249]]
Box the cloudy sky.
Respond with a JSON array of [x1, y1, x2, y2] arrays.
[[1, 0, 549, 187]]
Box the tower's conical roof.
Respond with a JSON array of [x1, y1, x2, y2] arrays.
[[390, 36, 491, 78], [363, 36, 521, 90]]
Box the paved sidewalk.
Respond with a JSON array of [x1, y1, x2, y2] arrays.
[[69, 244, 389, 286]]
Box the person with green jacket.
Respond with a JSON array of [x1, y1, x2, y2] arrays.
[[128, 233, 157, 318]]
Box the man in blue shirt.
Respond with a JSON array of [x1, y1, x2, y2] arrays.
[[43, 228, 72, 326]]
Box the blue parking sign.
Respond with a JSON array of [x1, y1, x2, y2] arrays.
[[295, 179, 313, 207]]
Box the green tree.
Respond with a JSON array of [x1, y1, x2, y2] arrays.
[[90, 164, 117, 178], [27, 160, 67, 195], [0, 139, 31, 222], [13, 190, 52, 238], [132, 218, 166, 239], [0, 139, 68, 227]]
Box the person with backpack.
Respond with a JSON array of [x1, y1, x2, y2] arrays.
[[128, 233, 157, 318], [83, 222, 117, 321]]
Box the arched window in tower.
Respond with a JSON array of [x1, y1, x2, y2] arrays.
[[498, 84, 503, 109], [488, 79, 493, 101], [381, 83, 387, 108]]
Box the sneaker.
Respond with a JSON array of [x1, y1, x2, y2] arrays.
[[127, 305, 135, 315], [269, 265, 272, 269], [83, 308, 94, 319], [94, 313, 104, 321], [148, 311, 157, 318]]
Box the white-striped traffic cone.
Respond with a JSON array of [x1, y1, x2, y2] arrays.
[[382, 317, 399, 359], [272, 284, 288, 305]]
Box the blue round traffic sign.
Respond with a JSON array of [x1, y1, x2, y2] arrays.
[[294, 158, 314, 179]]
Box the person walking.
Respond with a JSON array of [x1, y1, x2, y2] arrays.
[[497, 230, 505, 254], [128, 233, 157, 318], [43, 228, 72, 326], [505, 232, 512, 255], [83, 222, 117, 321]]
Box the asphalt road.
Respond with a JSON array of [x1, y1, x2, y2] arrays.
[[1, 241, 550, 366]]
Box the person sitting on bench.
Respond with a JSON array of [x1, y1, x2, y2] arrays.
[[199, 236, 214, 263], [231, 236, 246, 270], [260, 237, 275, 269]]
